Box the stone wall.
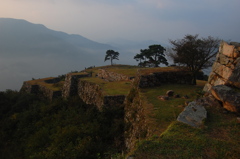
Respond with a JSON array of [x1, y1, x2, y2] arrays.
[[20, 81, 61, 101], [177, 41, 240, 129], [98, 69, 132, 81], [20, 81, 39, 94], [44, 77, 61, 84], [103, 95, 126, 108], [38, 85, 62, 101], [62, 73, 91, 98], [124, 75, 154, 152], [78, 80, 104, 109], [203, 41, 240, 92], [78, 80, 126, 110], [139, 71, 192, 88]]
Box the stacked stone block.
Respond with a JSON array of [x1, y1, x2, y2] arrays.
[[203, 41, 240, 92]]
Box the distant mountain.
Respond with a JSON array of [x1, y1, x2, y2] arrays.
[[0, 18, 113, 56], [0, 18, 115, 91]]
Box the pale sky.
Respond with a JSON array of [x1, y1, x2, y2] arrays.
[[1, 0, 240, 44]]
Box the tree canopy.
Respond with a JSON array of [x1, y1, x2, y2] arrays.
[[169, 34, 220, 85], [104, 50, 119, 65], [0, 90, 124, 159], [134, 44, 168, 67]]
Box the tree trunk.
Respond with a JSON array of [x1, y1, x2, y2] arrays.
[[191, 73, 197, 85]]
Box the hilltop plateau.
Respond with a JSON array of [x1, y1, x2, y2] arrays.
[[19, 60, 240, 158], [1, 35, 240, 158], [18, 41, 240, 158]]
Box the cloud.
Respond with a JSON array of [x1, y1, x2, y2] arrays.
[[0, 0, 240, 43]]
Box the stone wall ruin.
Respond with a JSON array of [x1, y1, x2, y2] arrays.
[[203, 41, 240, 92]]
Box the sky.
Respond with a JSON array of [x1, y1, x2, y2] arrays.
[[1, 0, 240, 44]]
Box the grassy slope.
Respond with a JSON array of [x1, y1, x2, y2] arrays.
[[140, 83, 203, 134], [27, 77, 64, 91], [25, 65, 240, 158], [131, 80, 240, 159], [133, 109, 240, 159], [81, 77, 132, 96]]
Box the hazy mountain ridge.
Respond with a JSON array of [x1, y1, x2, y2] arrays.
[[0, 18, 112, 56], [0, 18, 115, 91], [0, 18, 168, 91]]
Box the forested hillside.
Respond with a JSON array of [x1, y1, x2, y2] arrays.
[[0, 90, 124, 159]]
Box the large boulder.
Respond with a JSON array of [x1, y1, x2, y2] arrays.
[[228, 57, 240, 88], [196, 95, 222, 108], [177, 101, 207, 127], [211, 85, 240, 113]]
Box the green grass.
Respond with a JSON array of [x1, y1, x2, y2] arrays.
[[129, 79, 240, 158], [132, 109, 240, 159], [139, 66, 180, 75], [103, 81, 132, 95], [69, 72, 89, 76], [105, 65, 140, 77], [27, 77, 64, 91], [140, 81, 206, 133], [81, 77, 132, 96]]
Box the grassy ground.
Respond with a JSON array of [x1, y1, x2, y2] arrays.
[[81, 77, 132, 96], [130, 80, 240, 159], [84, 65, 180, 77], [27, 77, 64, 91], [140, 80, 206, 134], [133, 109, 240, 159], [26, 65, 183, 93], [139, 66, 180, 75], [24, 65, 240, 158]]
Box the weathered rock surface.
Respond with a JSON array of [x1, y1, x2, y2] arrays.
[[203, 41, 240, 92], [211, 85, 240, 113], [196, 95, 222, 108], [177, 101, 207, 127]]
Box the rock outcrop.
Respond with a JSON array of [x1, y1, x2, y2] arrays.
[[203, 41, 240, 92], [202, 41, 240, 114], [211, 85, 240, 113]]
